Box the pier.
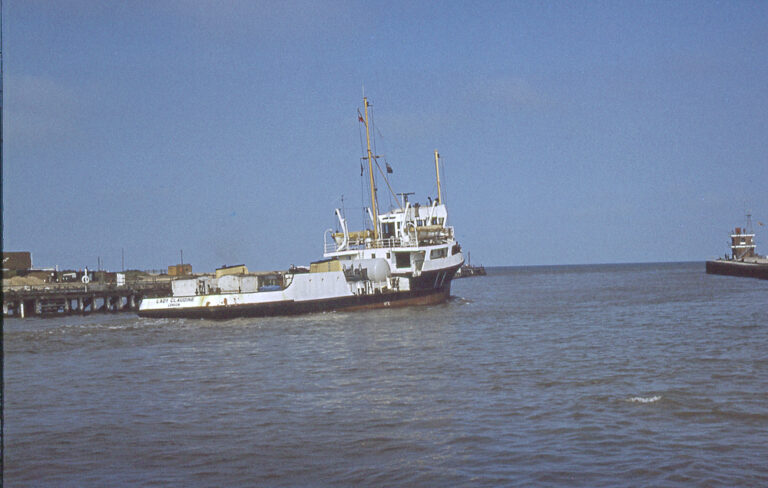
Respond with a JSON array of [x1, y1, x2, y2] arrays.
[[454, 250, 487, 279], [455, 263, 487, 278], [3, 280, 172, 318]]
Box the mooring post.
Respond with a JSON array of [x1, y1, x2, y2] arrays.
[[20, 300, 25, 318], [78, 297, 84, 313]]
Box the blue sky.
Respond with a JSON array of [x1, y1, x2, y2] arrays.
[[4, 1, 767, 271]]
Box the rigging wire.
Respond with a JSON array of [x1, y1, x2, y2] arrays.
[[370, 113, 404, 211], [366, 104, 403, 209], [369, 103, 381, 213], [371, 115, 394, 211], [358, 111, 368, 230], [441, 156, 449, 206], [372, 158, 402, 209]]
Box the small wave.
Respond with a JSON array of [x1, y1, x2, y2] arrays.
[[449, 296, 473, 305], [627, 395, 662, 404]]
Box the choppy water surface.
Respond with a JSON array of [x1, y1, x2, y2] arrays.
[[5, 262, 768, 486]]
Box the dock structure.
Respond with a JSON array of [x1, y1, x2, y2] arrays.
[[455, 263, 487, 278], [2, 281, 172, 318], [455, 250, 487, 279]]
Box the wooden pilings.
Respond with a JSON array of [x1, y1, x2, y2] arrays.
[[3, 282, 172, 318], [2, 294, 137, 317]]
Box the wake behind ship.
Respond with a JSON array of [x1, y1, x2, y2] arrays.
[[138, 98, 464, 319]]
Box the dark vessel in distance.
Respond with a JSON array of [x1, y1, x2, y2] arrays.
[[706, 213, 768, 280], [455, 251, 487, 278]]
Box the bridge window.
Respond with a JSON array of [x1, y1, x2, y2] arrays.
[[381, 222, 395, 238], [430, 247, 447, 259]]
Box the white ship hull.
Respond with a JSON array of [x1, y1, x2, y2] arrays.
[[138, 260, 462, 319]]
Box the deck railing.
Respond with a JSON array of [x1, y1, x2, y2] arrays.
[[323, 228, 454, 254]]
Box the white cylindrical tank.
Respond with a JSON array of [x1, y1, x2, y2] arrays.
[[346, 258, 391, 283]]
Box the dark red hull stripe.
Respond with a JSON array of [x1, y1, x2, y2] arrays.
[[705, 260, 768, 280]]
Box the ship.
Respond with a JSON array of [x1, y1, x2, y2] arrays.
[[454, 251, 487, 278], [138, 98, 465, 319], [705, 213, 768, 280]]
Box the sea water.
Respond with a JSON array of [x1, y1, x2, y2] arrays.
[[4, 262, 767, 486]]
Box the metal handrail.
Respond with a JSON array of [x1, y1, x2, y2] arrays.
[[323, 229, 455, 254]]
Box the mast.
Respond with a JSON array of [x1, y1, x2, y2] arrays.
[[434, 149, 442, 204], [364, 97, 379, 240]]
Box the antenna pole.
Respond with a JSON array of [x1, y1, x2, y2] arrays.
[[434, 149, 442, 204], [364, 97, 379, 239]]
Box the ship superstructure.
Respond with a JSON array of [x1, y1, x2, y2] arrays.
[[706, 212, 768, 280], [730, 225, 756, 260]]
